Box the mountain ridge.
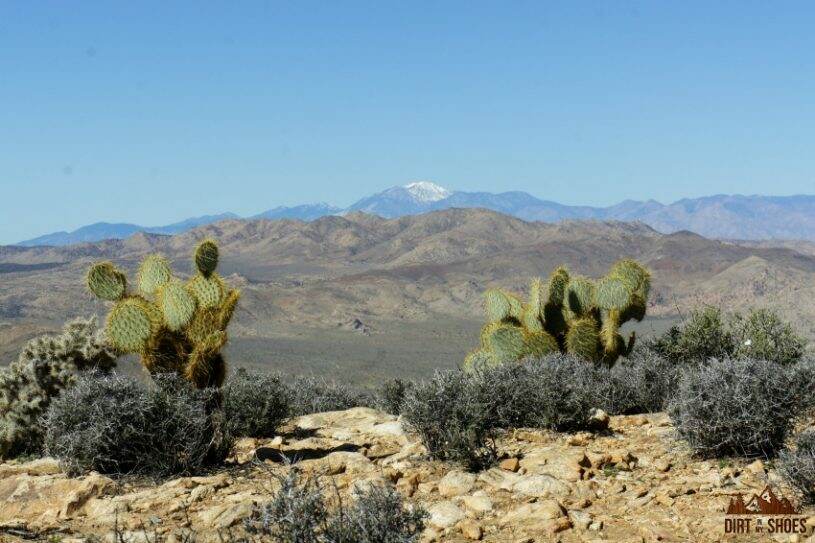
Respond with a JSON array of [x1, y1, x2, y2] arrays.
[[15, 182, 815, 245]]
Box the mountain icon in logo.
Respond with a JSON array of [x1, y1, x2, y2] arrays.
[[727, 486, 799, 515]]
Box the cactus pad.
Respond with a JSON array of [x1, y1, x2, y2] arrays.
[[157, 281, 196, 331], [566, 277, 596, 317], [566, 318, 600, 361], [188, 274, 224, 309], [87, 262, 127, 301], [106, 298, 158, 352], [523, 330, 559, 357], [195, 239, 219, 277], [595, 277, 631, 311], [137, 255, 172, 295]]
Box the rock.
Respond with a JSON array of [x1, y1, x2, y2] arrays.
[[499, 457, 520, 472], [60, 474, 116, 518], [654, 458, 672, 473], [587, 409, 610, 431], [0, 458, 61, 477], [458, 492, 493, 515], [569, 510, 593, 530], [428, 501, 465, 529], [438, 471, 476, 497], [745, 459, 765, 475], [478, 468, 521, 491], [542, 517, 573, 535], [501, 500, 565, 524], [512, 474, 570, 498], [459, 519, 483, 540]]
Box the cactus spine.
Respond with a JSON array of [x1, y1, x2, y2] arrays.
[[464, 259, 650, 369], [87, 239, 239, 389]]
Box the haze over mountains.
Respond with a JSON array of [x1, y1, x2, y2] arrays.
[[4, 207, 815, 379], [16, 181, 815, 246]]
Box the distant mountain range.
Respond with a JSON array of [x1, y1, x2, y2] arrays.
[[16, 181, 815, 246]]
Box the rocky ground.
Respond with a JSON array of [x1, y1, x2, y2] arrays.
[[1, 408, 813, 543]]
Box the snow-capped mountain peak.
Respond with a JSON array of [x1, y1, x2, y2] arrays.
[[403, 181, 452, 203]]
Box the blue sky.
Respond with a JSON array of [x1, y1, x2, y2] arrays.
[[1, 1, 814, 244]]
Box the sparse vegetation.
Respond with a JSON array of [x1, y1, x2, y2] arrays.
[[287, 375, 372, 417], [644, 306, 805, 365], [465, 259, 651, 368], [86, 239, 239, 389], [375, 378, 413, 415], [244, 471, 427, 543], [604, 350, 680, 415], [730, 308, 806, 364], [779, 429, 815, 504], [222, 369, 291, 438], [0, 317, 116, 458], [400, 370, 499, 470], [667, 358, 811, 458], [44, 373, 232, 476]]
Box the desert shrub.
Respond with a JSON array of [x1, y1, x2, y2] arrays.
[[287, 376, 372, 417], [603, 350, 679, 414], [375, 378, 413, 415], [646, 306, 734, 364], [244, 471, 427, 543], [223, 369, 291, 437], [0, 316, 115, 458], [779, 429, 815, 504], [667, 358, 810, 458], [730, 308, 805, 364], [401, 370, 498, 470], [478, 355, 609, 431], [645, 306, 806, 365], [44, 373, 233, 476]]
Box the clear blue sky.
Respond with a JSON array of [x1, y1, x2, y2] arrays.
[[1, 2, 814, 244]]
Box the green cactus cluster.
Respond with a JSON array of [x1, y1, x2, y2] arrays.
[[465, 259, 651, 369], [87, 239, 240, 389], [0, 316, 116, 458]]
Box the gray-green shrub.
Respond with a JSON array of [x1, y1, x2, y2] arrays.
[[400, 370, 499, 470], [667, 358, 810, 458], [44, 373, 232, 476], [779, 429, 815, 504], [0, 316, 115, 458], [244, 471, 427, 543], [730, 308, 805, 364], [223, 369, 291, 437], [644, 306, 806, 365], [287, 376, 372, 417]]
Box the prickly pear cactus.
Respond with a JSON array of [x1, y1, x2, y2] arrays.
[[87, 239, 240, 389], [464, 259, 650, 369]]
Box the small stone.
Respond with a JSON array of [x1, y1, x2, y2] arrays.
[[587, 409, 610, 431], [428, 501, 465, 529], [459, 519, 483, 540], [513, 474, 570, 498], [569, 510, 592, 530], [459, 493, 493, 515], [501, 500, 565, 524], [745, 459, 765, 475], [499, 457, 520, 472], [543, 517, 573, 534], [438, 471, 476, 497], [654, 459, 672, 473]]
